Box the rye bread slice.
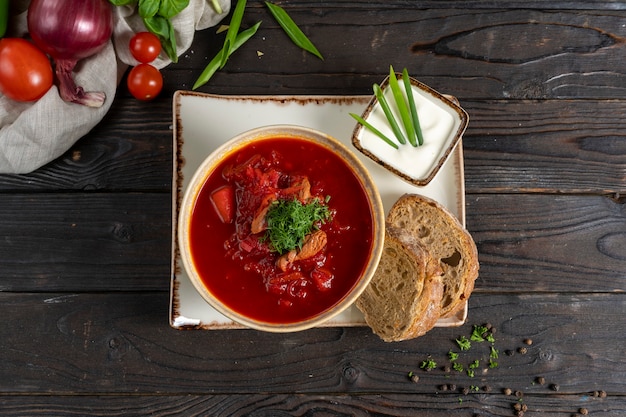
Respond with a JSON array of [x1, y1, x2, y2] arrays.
[[356, 227, 444, 342], [386, 194, 479, 318]]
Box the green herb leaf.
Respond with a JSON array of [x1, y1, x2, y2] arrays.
[[420, 358, 437, 371], [264, 198, 332, 254], [374, 83, 407, 145], [456, 335, 471, 351], [221, 0, 247, 68], [142, 15, 178, 62], [108, 0, 136, 5], [402, 67, 424, 145], [388, 66, 418, 147], [159, 0, 190, 19], [138, 0, 159, 18], [452, 362, 464, 372], [490, 346, 499, 359], [265, 2, 323, 60], [471, 324, 493, 342], [447, 350, 459, 362], [192, 21, 261, 89], [350, 113, 399, 149]]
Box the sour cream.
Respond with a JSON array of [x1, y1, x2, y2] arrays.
[[354, 78, 468, 186]]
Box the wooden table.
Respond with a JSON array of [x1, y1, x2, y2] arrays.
[[1, 1, 625, 415]]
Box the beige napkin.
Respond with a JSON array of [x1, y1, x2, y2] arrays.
[[0, 0, 230, 174]]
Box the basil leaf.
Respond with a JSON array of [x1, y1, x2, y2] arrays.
[[138, 0, 159, 19], [159, 0, 190, 19], [108, 0, 136, 6], [265, 2, 323, 61], [143, 15, 178, 62]]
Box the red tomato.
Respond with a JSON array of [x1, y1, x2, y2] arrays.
[[209, 185, 235, 223], [126, 63, 163, 101], [129, 32, 161, 63], [0, 38, 53, 102]]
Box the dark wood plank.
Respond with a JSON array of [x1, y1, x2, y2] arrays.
[[463, 100, 626, 194], [0, 292, 623, 395], [0, 98, 173, 192], [1, 97, 624, 194], [1, 193, 623, 293], [0, 393, 623, 416], [170, 5, 626, 99], [468, 193, 626, 293], [0, 193, 171, 292]]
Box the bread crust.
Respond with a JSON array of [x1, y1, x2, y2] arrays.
[[356, 227, 444, 342], [386, 194, 479, 318]]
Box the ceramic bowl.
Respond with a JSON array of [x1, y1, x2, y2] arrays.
[[352, 74, 469, 186], [178, 125, 385, 332]]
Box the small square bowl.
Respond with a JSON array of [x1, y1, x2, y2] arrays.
[[352, 74, 469, 187]]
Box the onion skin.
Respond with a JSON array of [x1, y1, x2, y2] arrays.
[[27, 0, 113, 107]]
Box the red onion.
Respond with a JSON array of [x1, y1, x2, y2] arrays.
[[27, 0, 113, 107]]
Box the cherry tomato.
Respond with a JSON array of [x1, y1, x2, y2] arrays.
[[0, 38, 53, 102], [129, 32, 161, 63], [127, 63, 163, 101]]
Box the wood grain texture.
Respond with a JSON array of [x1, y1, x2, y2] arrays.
[[0, 193, 171, 291], [0, 193, 623, 293], [0, 1, 625, 414], [0, 293, 623, 395], [0, 393, 623, 416]]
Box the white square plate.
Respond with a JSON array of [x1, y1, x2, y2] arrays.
[[170, 91, 467, 329]]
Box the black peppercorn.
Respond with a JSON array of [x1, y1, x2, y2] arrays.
[[515, 390, 523, 398], [550, 383, 560, 392], [462, 387, 470, 395], [536, 376, 546, 385], [505, 349, 514, 356], [483, 385, 492, 392], [439, 384, 448, 391], [518, 347, 528, 355], [410, 374, 419, 383], [599, 390, 607, 398], [448, 383, 457, 391]]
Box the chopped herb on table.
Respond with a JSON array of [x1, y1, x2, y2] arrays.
[[420, 358, 437, 371], [456, 335, 471, 351]]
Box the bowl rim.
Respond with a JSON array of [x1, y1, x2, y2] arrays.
[[351, 74, 469, 187], [177, 124, 385, 332]]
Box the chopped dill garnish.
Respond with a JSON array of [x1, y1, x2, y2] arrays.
[[264, 197, 332, 254]]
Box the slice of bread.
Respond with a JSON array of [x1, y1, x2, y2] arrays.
[[386, 194, 479, 318], [356, 227, 444, 342]]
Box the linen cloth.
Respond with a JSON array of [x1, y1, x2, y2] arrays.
[[0, 0, 230, 174]]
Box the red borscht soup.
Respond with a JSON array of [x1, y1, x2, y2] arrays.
[[189, 137, 374, 324]]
